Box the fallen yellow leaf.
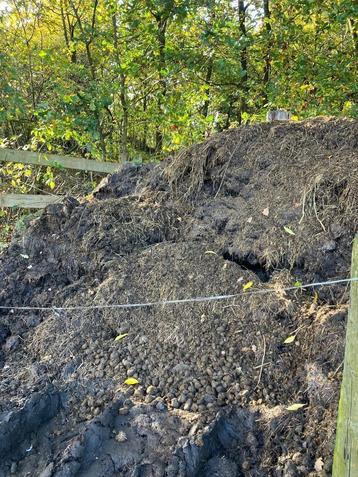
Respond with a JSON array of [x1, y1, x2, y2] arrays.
[[286, 403, 306, 411], [284, 335, 296, 344], [243, 281, 254, 291], [114, 333, 128, 342], [124, 377, 139, 385]]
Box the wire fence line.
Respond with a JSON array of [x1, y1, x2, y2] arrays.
[[0, 277, 357, 313]]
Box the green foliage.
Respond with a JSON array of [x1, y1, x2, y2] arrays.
[[0, 0, 356, 161]]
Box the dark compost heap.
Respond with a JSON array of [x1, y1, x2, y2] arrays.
[[0, 117, 357, 477]]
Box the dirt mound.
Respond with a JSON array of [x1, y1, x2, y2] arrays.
[[0, 117, 357, 476]]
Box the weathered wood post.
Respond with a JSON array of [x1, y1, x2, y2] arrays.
[[333, 235, 358, 476]]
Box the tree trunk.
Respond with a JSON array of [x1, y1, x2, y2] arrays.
[[155, 16, 167, 153], [69, 0, 107, 160], [224, 99, 233, 130], [68, 22, 77, 63], [202, 56, 213, 118], [112, 13, 129, 161], [238, 0, 248, 123], [60, 0, 77, 63], [348, 18, 358, 55], [263, 0, 271, 105], [120, 74, 129, 161], [202, 7, 216, 121]]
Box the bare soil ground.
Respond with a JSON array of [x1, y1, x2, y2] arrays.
[[0, 117, 357, 476]]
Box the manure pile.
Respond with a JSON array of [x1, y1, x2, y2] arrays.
[[0, 117, 357, 476]]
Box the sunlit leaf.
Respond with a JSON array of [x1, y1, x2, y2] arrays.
[[114, 333, 128, 342], [284, 335, 296, 344], [283, 226, 296, 236], [243, 281, 254, 291], [124, 377, 139, 385], [286, 403, 306, 411]]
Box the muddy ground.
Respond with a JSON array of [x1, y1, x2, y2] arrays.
[[0, 117, 357, 476]]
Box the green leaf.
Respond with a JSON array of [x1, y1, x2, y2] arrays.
[[283, 226, 296, 236], [294, 281, 302, 288]]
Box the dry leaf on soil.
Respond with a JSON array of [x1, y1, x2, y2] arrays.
[[283, 226, 296, 236], [286, 403, 306, 411], [284, 335, 296, 344], [314, 458, 324, 472], [114, 333, 128, 342]]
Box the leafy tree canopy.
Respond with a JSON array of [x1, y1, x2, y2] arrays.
[[0, 0, 357, 161]]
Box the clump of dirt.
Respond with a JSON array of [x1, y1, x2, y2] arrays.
[[0, 117, 357, 476]]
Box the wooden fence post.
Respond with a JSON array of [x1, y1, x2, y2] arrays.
[[333, 235, 358, 476]]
